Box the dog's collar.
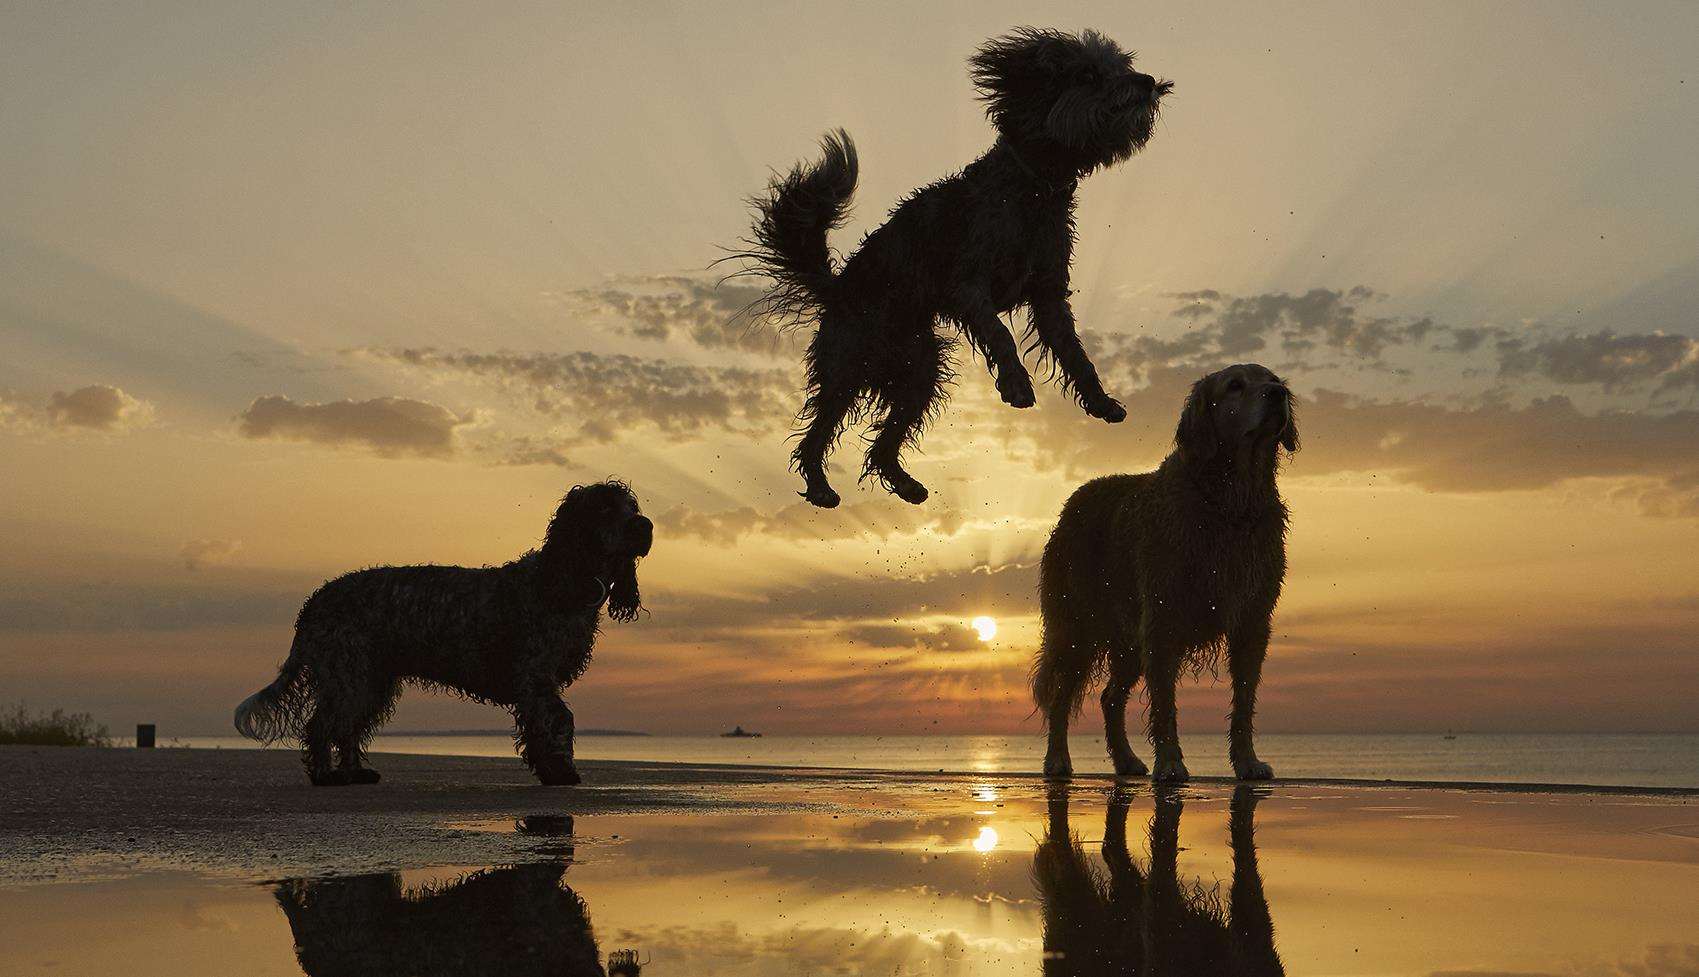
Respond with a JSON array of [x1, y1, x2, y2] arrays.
[[581, 576, 610, 611], [1000, 142, 1077, 195]]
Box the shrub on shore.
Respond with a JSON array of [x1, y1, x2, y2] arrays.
[[0, 703, 113, 747]]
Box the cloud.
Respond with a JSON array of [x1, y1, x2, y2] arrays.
[[1142, 286, 1427, 368], [354, 347, 796, 444], [1299, 390, 1699, 502], [0, 581, 299, 632], [1004, 364, 1699, 517], [842, 621, 984, 651], [1, 384, 155, 433], [179, 539, 241, 571], [1135, 287, 1699, 399], [236, 394, 473, 458], [650, 560, 1039, 641], [657, 499, 967, 545], [1496, 330, 1699, 392], [484, 435, 574, 467], [557, 274, 795, 354]]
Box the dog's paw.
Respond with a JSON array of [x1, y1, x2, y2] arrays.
[[800, 484, 841, 509], [1151, 757, 1190, 783], [889, 476, 929, 505], [1084, 394, 1126, 423], [347, 768, 382, 785], [309, 769, 352, 787], [1233, 758, 1274, 781], [1111, 752, 1149, 777], [535, 757, 583, 787], [1043, 753, 1074, 780], [998, 373, 1036, 409]]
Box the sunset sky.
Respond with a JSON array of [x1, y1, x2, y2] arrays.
[[3, 1, 1697, 736]]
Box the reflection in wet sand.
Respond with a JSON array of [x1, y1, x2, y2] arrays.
[[1036, 786, 1283, 976], [6, 774, 1699, 976], [275, 816, 639, 977]]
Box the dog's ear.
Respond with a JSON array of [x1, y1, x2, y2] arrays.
[[1176, 378, 1218, 463], [606, 560, 641, 623], [969, 28, 1064, 124], [1280, 402, 1299, 454]]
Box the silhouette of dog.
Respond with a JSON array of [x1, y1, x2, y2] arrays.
[[275, 817, 641, 976], [1033, 365, 1296, 782], [1033, 785, 1284, 976], [235, 481, 651, 786], [736, 28, 1171, 508]]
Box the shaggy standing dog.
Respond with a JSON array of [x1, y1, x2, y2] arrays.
[[1034, 365, 1297, 782], [737, 28, 1171, 508], [235, 481, 651, 787]]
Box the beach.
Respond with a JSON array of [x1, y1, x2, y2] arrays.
[[3, 745, 1697, 975]]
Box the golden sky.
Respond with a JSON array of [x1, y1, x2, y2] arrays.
[[2, 1, 1697, 735]]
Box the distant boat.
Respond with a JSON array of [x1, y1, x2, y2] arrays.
[[1443, 731, 1458, 740], [721, 726, 762, 738]]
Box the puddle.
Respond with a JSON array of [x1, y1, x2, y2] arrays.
[[3, 783, 1698, 975]]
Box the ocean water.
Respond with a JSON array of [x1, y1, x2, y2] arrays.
[[177, 732, 1699, 788]]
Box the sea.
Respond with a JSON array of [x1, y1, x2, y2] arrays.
[[173, 732, 1699, 788]]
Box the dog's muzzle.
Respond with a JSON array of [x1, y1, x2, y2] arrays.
[[626, 515, 654, 557], [1255, 384, 1292, 437]]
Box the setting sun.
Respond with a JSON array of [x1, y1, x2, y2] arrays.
[[970, 616, 997, 642]]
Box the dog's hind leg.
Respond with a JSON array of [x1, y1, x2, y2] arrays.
[[333, 679, 399, 785], [1035, 618, 1101, 780], [1101, 647, 1149, 777], [793, 318, 866, 508], [301, 706, 348, 787], [864, 328, 950, 505], [1029, 292, 1125, 422]]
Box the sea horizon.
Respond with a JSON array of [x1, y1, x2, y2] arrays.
[[165, 730, 1699, 789]]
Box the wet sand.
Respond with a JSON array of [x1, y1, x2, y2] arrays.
[[3, 746, 1698, 975], [4, 744, 1694, 885]]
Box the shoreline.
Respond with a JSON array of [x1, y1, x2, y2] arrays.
[[3, 745, 1694, 887], [34, 743, 1699, 797]]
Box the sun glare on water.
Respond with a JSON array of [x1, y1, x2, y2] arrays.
[[972, 827, 999, 853], [971, 616, 997, 641]]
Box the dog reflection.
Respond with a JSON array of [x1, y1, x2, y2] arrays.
[[1034, 786, 1283, 976], [275, 817, 637, 976]]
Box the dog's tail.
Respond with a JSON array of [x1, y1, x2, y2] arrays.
[[1031, 529, 1103, 727], [234, 639, 311, 744], [734, 129, 858, 325]]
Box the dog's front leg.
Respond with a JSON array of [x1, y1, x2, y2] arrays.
[[953, 295, 1034, 408], [515, 690, 581, 786], [1228, 786, 1282, 971], [1029, 289, 1125, 422], [1143, 635, 1189, 782], [1227, 621, 1274, 780]]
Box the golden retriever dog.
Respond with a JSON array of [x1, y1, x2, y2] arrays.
[[1032, 364, 1297, 782]]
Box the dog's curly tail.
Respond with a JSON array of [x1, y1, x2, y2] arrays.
[[234, 641, 311, 744], [733, 129, 858, 326]]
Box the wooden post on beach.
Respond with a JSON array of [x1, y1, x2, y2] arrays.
[[136, 724, 156, 748]]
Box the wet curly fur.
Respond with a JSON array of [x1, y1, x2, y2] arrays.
[[1034, 365, 1298, 783], [732, 28, 1172, 508], [1034, 785, 1284, 976], [234, 481, 652, 787]]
